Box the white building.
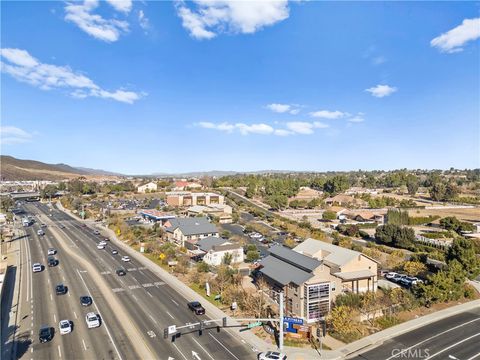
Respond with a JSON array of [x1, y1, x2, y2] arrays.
[[137, 182, 158, 193], [197, 237, 244, 266]]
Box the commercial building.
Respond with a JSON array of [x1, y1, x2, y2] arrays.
[[137, 182, 158, 193], [257, 239, 378, 323], [166, 192, 224, 207], [164, 217, 219, 249], [186, 204, 233, 223], [196, 237, 244, 266]]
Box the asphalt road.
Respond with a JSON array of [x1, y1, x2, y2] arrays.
[[22, 202, 257, 360], [352, 307, 480, 360]]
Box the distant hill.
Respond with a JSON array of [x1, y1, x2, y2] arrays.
[[0, 155, 120, 181], [151, 170, 302, 178]]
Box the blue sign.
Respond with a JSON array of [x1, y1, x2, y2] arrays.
[[283, 317, 303, 325]]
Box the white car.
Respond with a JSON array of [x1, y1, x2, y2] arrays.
[[258, 351, 287, 360], [59, 320, 72, 335], [37, 229, 45, 236], [121, 256, 130, 262], [385, 272, 398, 280], [98, 241, 107, 246], [97, 244, 105, 250], [85, 312, 100, 328], [47, 248, 56, 255], [104, 238, 110, 242], [32, 263, 42, 272]]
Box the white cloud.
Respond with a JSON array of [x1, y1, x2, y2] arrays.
[[309, 110, 347, 119], [365, 84, 397, 98], [138, 10, 150, 32], [236, 123, 274, 135], [175, 0, 290, 40], [431, 18, 480, 53], [372, 56, 386, 65], [266, 103, 300, 114], [1, 48, 143, 104], [105, 0, 132, 13], [348, 116, 364, 123], [64, 0, 129, 42], [0, 126, 33, 145], [197, 120, 329, 136]]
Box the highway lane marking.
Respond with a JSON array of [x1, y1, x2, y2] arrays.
[[76, 268, 124, 360], [148, 314, 158, 324], [166, 311, 175, 319], [132, 294, 138, 301], [385, 317, 480, 360], [58, 345, 62, 358], [467, 352, 480, 360], [112, 288, 125, 293], [82, 338, 87, 351], [173, 343, 188, 360], [142, 283, 154, 288], [146, 291, 153, 298], [50, 293, 53, 301], [127, 268, 137, 272], [54, 314, 56, 322], [208, 333, 240, 360], [74, 311, 78, 319], [193, 338, 215, 360], [425, 332, 480, 359], [171, 299, 179, 306], [100, 271, 111, 275], [138, 267, 147, 270], [155, 281, 165, 287], [48, 278, 50, 284], [129, 285, 141, 290]]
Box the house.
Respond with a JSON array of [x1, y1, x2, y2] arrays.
[[344, 211, 385, 224], [164, 217, 219, 249], [166, 192, 225, 207], [324, 194, 368, 208], [172, 181, 203, 191], [257, 239, 378, 323], [137, 182, 157, 193], [196, 237, 244, 266]]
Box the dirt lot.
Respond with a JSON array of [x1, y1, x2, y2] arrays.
[[407, 207, 480, 223]]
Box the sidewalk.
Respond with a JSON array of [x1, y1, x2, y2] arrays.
[[55, 202, 480, 360]]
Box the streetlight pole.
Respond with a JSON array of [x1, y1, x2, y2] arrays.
[[279, 291, 284, 351]]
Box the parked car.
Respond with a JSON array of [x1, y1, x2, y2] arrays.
[[258, 351, 287, 360], [392, 274, 408, 283], [59, 320, 72, 335], [55, 284, 67, 295], [80, 296, 92, 306], [116, 268, 126, 276], [47, 248, 56, 255], [385, 272, 398, 280], [32, 263, 42, 273], [39, 325, 54, 343], [85, 312, 100, 328], [187, 301, 205, 315], [121, 256, 130, 262]]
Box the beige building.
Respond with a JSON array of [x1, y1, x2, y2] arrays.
[[166, 192, 224, 207], [186, 204, 233, 223], [258, 239, 378, 323], [137, 181, 158, 193], [196, 237, 244, 266]]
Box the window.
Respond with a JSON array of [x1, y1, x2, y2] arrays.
[[304, 283, 330, 322]]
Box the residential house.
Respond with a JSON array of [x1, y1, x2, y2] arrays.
[[164, 217, 219, 249], [166, 192, 224, 207], [137, 182, 158, 193], [257, 239, 378, 323], [196, 237, 244, 266], [172, 181, 203, 191], [324, 194, 368, 208]]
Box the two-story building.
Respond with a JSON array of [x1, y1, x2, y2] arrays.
[[257, 238, 378, 323], [166, 192, 224, 207], [164, 217, 219, 249], [196, 237, 244, 266], [137, 182, 158, 193]]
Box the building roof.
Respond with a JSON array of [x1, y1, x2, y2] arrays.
[[139, 210, 175, 221], [294, 238, 360, 267], [197, 236, 227, 252], [259, 255, 314, 286], [269, 245, 321, 272], [166, 217, 218, 236], [333, 269, 376, 280]]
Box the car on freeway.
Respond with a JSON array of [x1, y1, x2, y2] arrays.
[[59, 320, 72, 335], [116, 268, 126, 276], [81, 224, 87, 227], [39, 325, 54, 343], [41, 223, 47, 228], [111, 249, 118, 255], [47, 256, 58, 267], [258, 351, 287, 360], [121, 256, 130, 262], [47, 248, 56, 255], [85, 312, 100, 328], [55, 284, 68, 295], [98, 240, 107, 246], [32, 263, 42, 272], [104, 238, 110, 241], [97, 244, 105, 250], [187, 301, 205, 315], [60, 225, 65, 229], [93, 230, 100, 235], [80, 296, 92, 306], [37, 229, 45, 236]]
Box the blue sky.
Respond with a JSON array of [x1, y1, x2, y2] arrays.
[[1, 1, 479, 174]]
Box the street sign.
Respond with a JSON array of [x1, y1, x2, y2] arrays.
[[168, 325, 176, 335], [159, 253, 166, 260], [247, 321, 262, 329], [283, 316, 303, 325]]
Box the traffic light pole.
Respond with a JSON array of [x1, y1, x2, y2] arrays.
[[279, 291, 284, 351]]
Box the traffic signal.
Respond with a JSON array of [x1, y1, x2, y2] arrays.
[[222, 317, 227, 327], [316, 327, 321, 338], [217, 326, 220, 333], [164, 328, 168, 339], [199, 321, 204, 336]]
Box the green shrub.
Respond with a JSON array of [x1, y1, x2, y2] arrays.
[[374, 316, 402, 330]]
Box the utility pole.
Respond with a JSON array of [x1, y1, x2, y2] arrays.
[[279, 291, 284, 351]]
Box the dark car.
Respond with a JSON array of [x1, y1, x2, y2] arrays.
[[41, 223, 47, 228], [55, 284, 67, 295], [116, 268, 126, 276], [39, 326, 53, 343], [187, 301, 205, 315], [47, 256, 57, 267], [80, 296, 92, 306]]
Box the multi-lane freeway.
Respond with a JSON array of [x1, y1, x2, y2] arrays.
[[5, 201, 257, 360], [352, 307, 480, 360]]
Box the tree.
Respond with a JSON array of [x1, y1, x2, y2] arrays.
[[447, 238, 480, 280], [246, 250, 260, 262], [375, 224, 415, 249], [323, 176, 349, 195], [283, 238, 296, 248], [221, 230, 231, 239], [245, 182, 257, 198], [406, 175, 419, 195], [322, 210, 337, 221], [222, 252, 233, 265], [444, 183, 459, 201], [328, 305, 356, 335], [265, 194, 288, 210], [430, 182, 446, 201], [196, 261, 210, 273], [402, 261, 427, 276]]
